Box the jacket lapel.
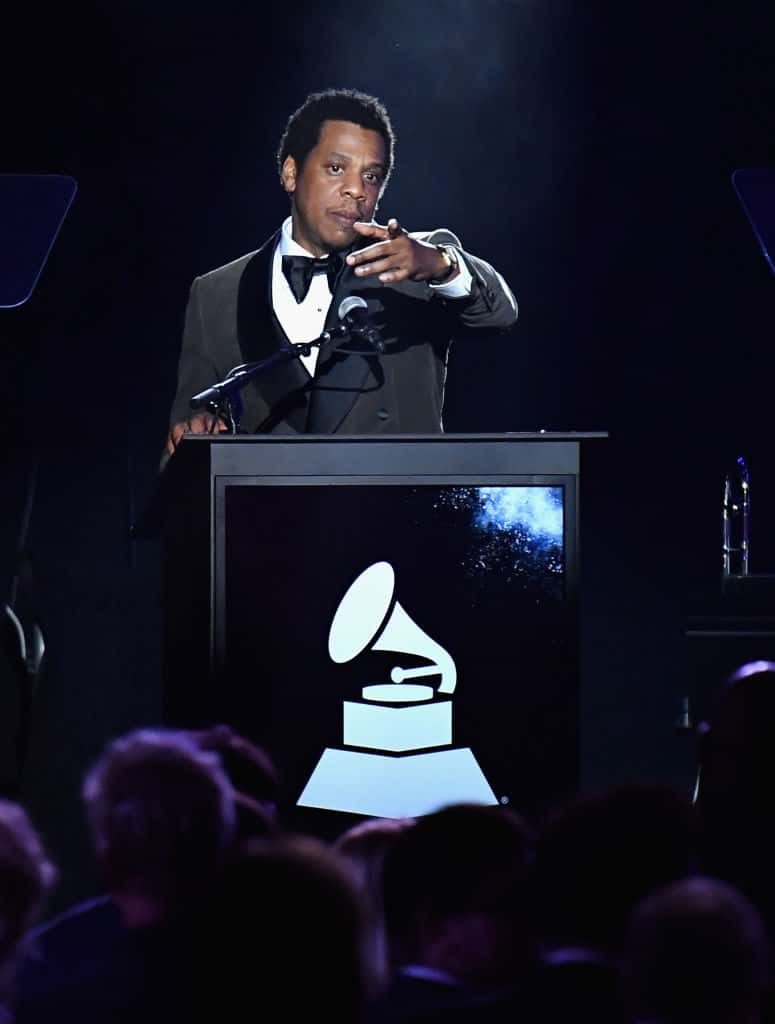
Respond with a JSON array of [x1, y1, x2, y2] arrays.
[[237, 232, 310, 433], [305, 260, 379, 433]]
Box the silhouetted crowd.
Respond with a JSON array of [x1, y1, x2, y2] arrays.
[[3, 660, 775, 1024]]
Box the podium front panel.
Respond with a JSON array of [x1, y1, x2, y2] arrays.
[[165, 435, 580, 831]]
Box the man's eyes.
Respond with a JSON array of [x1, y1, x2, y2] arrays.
[[327, 163, 382, 186]]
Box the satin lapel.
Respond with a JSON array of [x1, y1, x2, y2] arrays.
[[237, 232, 310, 433], [306, 260, 376, 433]]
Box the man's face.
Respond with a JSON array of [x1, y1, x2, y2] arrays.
[[281, 119, 387, 255]]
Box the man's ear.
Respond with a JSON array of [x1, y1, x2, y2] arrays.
[[281, 156, 297, 195]]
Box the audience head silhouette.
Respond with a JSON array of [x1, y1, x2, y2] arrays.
[[696, 660, 775, 932], [535, 784, 692, 953], [623, 876, 771, 1024], [0, 800, 55, 996], [190, 723, 280, 838], [82, 728, 235, 927], [196, 834, 369, 1023], [381, 803, 535, 991]]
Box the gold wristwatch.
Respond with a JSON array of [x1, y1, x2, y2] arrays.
[[431, 244, 459, 284]]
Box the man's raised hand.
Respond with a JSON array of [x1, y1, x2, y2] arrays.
[[346, 218, 454, 284]]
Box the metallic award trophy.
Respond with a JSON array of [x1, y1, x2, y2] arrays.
[[720, 169, 775, 584], [722, 456, 750, 578]]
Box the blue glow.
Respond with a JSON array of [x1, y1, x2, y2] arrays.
[[430, 485, 564, 587], [475, 487, 563, 544]]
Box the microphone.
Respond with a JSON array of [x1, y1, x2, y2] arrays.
[[338, 296, 384, 353]]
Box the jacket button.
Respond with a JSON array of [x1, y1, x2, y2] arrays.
[[377, 408, 390, 420]]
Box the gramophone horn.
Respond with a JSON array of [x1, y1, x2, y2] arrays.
[[328, 561, 456, 694]]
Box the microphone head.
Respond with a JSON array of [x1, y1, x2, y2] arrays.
[[337, 295, 384, 353], [338, 295, 368, 320]]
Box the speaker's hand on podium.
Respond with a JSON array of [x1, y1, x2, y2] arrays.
[[166, 412, 228, 456]]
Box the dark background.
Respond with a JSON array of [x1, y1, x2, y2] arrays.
[[2, 0, 775, 911]]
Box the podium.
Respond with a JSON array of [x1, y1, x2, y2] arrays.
[[151, 432, 603, 829]]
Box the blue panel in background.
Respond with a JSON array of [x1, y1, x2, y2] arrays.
[[0, 174, 77, 308], [732, 168, 775, 278]]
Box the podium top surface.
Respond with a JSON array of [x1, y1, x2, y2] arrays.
[[172, 430, 609, 444], [176, 431, 606, 477], [135, 431, 605, 539]]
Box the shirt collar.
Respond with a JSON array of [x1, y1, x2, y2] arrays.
[[279, 216, 328, 259]]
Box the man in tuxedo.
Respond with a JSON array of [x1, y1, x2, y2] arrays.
[[165, 88, 517, 456]]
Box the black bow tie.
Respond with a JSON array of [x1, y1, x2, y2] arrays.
[[281, 253, 340, 304]]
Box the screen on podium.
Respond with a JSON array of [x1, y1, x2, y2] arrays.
[[213, 475, 576, 827]]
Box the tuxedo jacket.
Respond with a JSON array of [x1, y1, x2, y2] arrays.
[[168, 228, 517, 436]]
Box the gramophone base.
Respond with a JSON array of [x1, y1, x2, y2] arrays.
[[297, 745, 498, 818], [343, 698, 451, 751]]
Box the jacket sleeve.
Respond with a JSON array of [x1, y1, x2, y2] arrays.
[[167, 276, 223, 430], [417, 228, 518, 333]]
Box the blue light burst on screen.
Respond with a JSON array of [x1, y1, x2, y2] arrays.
[[432, 485, 564, 587], [475, 487, 563, 544]]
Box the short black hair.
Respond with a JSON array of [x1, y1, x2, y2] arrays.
[[276, 88, 395, 185]]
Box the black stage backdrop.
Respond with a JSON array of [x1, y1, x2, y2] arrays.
[[2, 0, 775, 910]]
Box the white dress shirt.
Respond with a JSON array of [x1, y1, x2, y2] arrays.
[[271, 217, 473, 376]]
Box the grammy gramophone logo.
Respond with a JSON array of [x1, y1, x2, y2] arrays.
[[297, 561, 497, 818]]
